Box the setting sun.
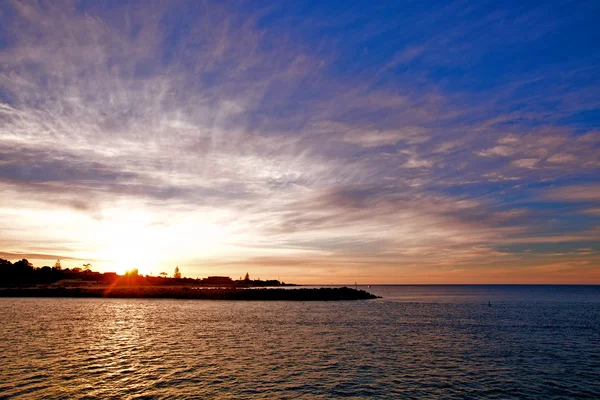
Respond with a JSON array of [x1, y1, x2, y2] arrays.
[[92, 208, 161, 276]]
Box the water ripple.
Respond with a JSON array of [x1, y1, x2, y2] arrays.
[[0, 291, 599, 398]]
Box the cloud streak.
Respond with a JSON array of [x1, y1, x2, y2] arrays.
[[0, 0, 598, 282]]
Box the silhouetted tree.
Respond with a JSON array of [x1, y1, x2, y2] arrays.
[[83, 263, 91, 271], [54, 259, 62, 270], [244, 272, 250, 282], [173, 266, 181, 279], [39, 266, 52, 282], [7, 259, 35, 283], [14, 259, 33, 270], [159, 272, 168, 278]]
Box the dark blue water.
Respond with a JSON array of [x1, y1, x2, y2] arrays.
[[0, 285, 599, 398], [364, 284, 600, 304]]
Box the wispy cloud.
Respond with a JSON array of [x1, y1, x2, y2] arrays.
[[0, 0, 598, 282]]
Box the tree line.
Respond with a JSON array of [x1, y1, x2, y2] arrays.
[[0, 258, 290, 287]]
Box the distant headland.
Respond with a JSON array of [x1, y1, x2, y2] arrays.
[[0, 258, 379, 301]]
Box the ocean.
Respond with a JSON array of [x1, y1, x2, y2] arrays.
[[1, 285, 599, 398]]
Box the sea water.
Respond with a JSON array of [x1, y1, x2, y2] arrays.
[[1, 285, 599, 398]]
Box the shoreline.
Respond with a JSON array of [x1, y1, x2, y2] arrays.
[[0, 286, 380, 301]]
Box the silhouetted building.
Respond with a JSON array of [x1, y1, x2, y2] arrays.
[[203, 276, 233, 284]]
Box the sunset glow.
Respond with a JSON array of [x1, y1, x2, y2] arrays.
[[0, 1, 598, 283]]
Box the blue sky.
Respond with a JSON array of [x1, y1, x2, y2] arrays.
[[0, 0, 598, 283]]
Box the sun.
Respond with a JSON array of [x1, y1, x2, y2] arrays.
[[89, 204, 235, 277], [94, 209, 162, 276], [109, 246, 158, 276]]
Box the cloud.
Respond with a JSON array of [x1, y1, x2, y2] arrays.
[[0, 1, 598, 281], [0, 251, 78, 262], [477, 146, 516, 157], [511, 158, 538, 169], [547, 153, 577, 164], [542, 184, 600, 202]]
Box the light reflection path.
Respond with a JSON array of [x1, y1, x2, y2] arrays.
[[0, 289, 599, 398]]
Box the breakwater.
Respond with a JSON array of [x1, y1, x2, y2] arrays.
[[0, 286, 379, 300]]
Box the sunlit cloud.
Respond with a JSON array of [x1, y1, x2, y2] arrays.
[[0, 0, 598, 282]]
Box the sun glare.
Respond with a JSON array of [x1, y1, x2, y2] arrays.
[[92, 209, 161, 276], [109, 245, 157, 276], [88, 206, 236, 276]]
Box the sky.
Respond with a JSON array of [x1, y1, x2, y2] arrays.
[[0, 0, 599, 283]]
